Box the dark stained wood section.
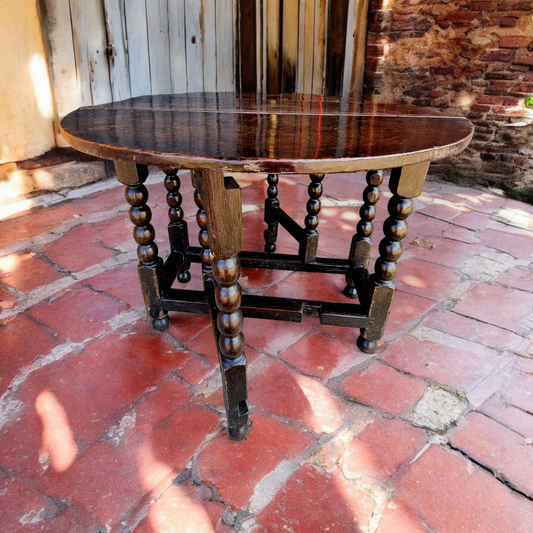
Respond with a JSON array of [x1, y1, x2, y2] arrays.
[[326, 0, 350, 97], [60, 93, 474, 174]]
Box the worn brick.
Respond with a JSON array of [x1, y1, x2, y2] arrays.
[[342, 362, 427, 416], [394, 445, 533, 532], [450, 412, 533, 498], [27, 286, 129, 343], [255, 465, 375, 532], [196, 412, 313, 509], [499, 35, 530, 48], [339, 418, 426, 481]]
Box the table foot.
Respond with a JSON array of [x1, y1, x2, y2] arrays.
[[343, 285, 358, 299], [177, 270, 191, 283], [153, 315, 170, 331], [264, 174, 280, 253], [229, 412, 252, 441], [357, 335, 378, 354]]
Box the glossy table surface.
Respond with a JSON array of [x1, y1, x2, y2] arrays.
[[60, 92, 474, 174]]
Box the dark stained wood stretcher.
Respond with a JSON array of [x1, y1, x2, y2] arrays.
[[60, 92, 474, 441]]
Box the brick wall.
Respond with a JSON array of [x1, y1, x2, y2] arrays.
[[364, 0, 533, 191]]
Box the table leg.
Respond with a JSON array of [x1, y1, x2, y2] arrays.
[[164, 167, 191, 283], [299, 173, 325, 263], [194, 170, 250, 441], [115, 161, 169, 330], [344, 170, 384, 299], [264, 173, 280, 253], [358, 162, 429, 353]]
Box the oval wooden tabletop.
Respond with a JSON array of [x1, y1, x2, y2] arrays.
[[60, 92, 474, 174]]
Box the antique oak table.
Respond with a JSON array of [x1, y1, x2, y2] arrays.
[[60, 93, 473, 441]]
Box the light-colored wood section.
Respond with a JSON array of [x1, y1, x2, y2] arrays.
[[312, 0, 328, 95], [197, 171, 243, 259], [103, 0, 131, 101], [389, 162, 431, 199], [84, 0, 113, 104], [147, 0, 171, 95], [216, 0, 236, 91], [349, 0, 370, 98], [125, 0, 151, 97], [301, 0, 315, 94], [168, 0, 188, 93], [281, 0, 299, 93], [203, 0, 217, 92], [185, 0, 204, 93], [114, 160, 143, 186]]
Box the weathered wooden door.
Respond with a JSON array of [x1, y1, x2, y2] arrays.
[[39, 0, 368, 142]]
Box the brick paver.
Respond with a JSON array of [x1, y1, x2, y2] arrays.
[[1, 171, 533, 532], [342, 361, 427, 416]]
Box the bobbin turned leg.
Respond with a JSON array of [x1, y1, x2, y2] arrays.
[[344, 170, 384, 299], [264, 174, 280, 253], [300, 173, 325, 263], [115, 161, 169, 330], [164, 167, 191, 283], [358, 162, 429, 353], [194, 170, 250, 441]]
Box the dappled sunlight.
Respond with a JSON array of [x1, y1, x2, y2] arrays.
[[456, 192, 498, 206], [294, 374, 341, 434], [29, 53, 54, 120], [137, 441, 175, 491], [339, 438, 377, 478], [0, 253, 21, 275], [426, 197, 469, 213], [402, 275, 427, 289], [495, 206, 533, 230], [137, 441, 215, 532], [35, 390, 77, 472], [147, 484, 215, 533], [341, 210, 358, 221], [0, 168, 55, 204]]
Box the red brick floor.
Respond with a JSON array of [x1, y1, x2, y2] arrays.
[[1, 171, 533, 532]]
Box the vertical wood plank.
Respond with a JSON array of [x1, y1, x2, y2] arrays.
[[266, 0, 280, 94], [350, 0, 370, 98], [342, 0, 356, 98], [203, 0, 217, 92], [261, 0, 268, 94], [146, 0, 171, 94], [238, 0, 257, 92], [301, 0, 315, 94], [256, 0, 263, 93], [215, 0, 235, 91], [169, 0, 188, 93], [325, 0, 349, 97], [296, 0, 306, 93], [125, 0, 151, 96], [103, 0, 131, 101], [312, 0, 328, 95], [185, 0, 204, 92], [69, 0, 93, 106], [38, 0, 81, 127], [281, 0, 298, 94], [84, 0, 113, 104]]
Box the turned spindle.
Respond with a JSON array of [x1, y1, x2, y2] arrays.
[[213, 256, 245, 363], [300, 173, 325, 262], [374, 196, 413, 286], [194, 188, 214, 273], [264, 173, 280, 253], [357, 194, 414, 354], [118, 162, 169, 331], [344, 170, 384, 299], [164, 168, 191, 283]]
